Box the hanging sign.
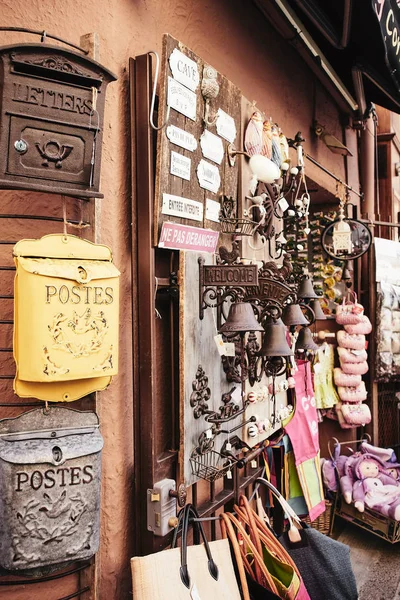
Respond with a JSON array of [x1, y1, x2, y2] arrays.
[[158, 222, 219, 253], [168, 48, 200, 92], [197, 159, 221, 193], [372, 0, 400, 91], [205, 198, 221, 223], [200, 130, 224, 165], [162, 193, 203, 221], [170, 151, 191, 181], [167, 77, 197, 121], [166, 125, 198, 152], [216, 108, 237, 143], [13, 234, 120, 402], [0, 407, 103, 573]]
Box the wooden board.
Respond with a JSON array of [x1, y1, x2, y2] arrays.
[[179, 250, 285, 486], [154, 35, 241, 244]]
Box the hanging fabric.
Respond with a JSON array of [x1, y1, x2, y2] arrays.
[[284, 360, 325, 521]]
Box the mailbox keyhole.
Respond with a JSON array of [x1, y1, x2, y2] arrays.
[[52, 446, 63, 463], [78, 266, 88, 281]]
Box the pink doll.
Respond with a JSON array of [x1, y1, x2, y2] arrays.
[[351, 454, 400, 519], [384, 463, 400, 483], [339, 452, 362, 503]]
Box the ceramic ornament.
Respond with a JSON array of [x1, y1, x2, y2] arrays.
[[279, 131, 290, 163], [261, 119, 273, 158], [244, 111, 264, 156], [271, 125, 282, 167]]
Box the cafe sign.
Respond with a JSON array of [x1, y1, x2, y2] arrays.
[[373, 0, 400, 89]]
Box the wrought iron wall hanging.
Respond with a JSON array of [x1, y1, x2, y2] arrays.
[[0, 406, 103, 575], [0, 41, 116, 197]]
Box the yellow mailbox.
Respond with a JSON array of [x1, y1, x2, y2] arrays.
[[13, 234, 120, 402]]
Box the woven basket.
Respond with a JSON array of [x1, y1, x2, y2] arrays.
[[304, 499, 333, 536]]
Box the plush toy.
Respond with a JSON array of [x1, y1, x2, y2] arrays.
[[384, 463, 400, 483], [351, 454, 400, 518], [363, 477, 400, 520], [339, 452, 361, 503]]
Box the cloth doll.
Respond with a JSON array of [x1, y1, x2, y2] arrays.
[[339, 452, 361, 503], [363, 477, 400, 520], [351, 454, 400, 517], [384, 463, 400, 483]]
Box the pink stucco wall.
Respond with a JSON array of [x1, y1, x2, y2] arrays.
[[0, 0, 349, 598]]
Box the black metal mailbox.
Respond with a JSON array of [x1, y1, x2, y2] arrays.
[[0, 43, 116, 198], [0, 406, 103, 573]]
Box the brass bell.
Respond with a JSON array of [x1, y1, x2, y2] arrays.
[[259, 320, 294, 357], [308, 299, 326, 321], [297, 276, 319, 299], [295, 326, 319, 351], [219, 302, 264, 333], [282, 303, 309, 327]]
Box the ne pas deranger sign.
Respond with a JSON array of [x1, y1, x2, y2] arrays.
[[158, 222, 219, 253]]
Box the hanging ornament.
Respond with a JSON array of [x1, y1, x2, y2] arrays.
[[279, 130, 290, 163], [271, 125, 282, 167], [244, 111, 264, 156], [262, 119, 273, 158]]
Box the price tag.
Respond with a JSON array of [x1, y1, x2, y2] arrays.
[[191, 583, 202, 600], [278, 197, 289, 212], [223, 342, 236, 356], [226, 469, 232, 479], [225, 442, 232, 451], [251, 460, 258, 468], [214, 334, 225, 355], [231, 387, 242, 403], [205, 429, 213, 439]]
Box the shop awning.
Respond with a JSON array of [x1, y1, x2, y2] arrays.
[[255, 0, 400, 115]]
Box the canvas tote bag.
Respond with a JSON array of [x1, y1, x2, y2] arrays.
[[131, 504, 242, 600]]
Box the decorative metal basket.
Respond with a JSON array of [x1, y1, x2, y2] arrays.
[[219, 217, 257, 236], [190, 450, 234, 482]]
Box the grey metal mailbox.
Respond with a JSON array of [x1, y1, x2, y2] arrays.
[[0, 406, 103, 572]]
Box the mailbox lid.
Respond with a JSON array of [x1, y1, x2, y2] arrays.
[[13, 233, 115, 261], [0, 407, 103, 465], [16, 257, 120, 282]]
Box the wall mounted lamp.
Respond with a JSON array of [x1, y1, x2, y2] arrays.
[[227, 144, 281, 183]]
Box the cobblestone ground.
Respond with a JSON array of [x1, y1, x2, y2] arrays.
[[335, 520, 400, 600]]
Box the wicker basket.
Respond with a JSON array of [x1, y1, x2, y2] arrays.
[[304, 499, 333, 536]]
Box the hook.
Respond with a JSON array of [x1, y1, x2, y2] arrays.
[[148, 50, 171, 131], [267, 236, 284, 260]]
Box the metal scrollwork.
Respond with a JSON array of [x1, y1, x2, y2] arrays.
[[246, 331, 261, 387], [189, 365, 211, 419]]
